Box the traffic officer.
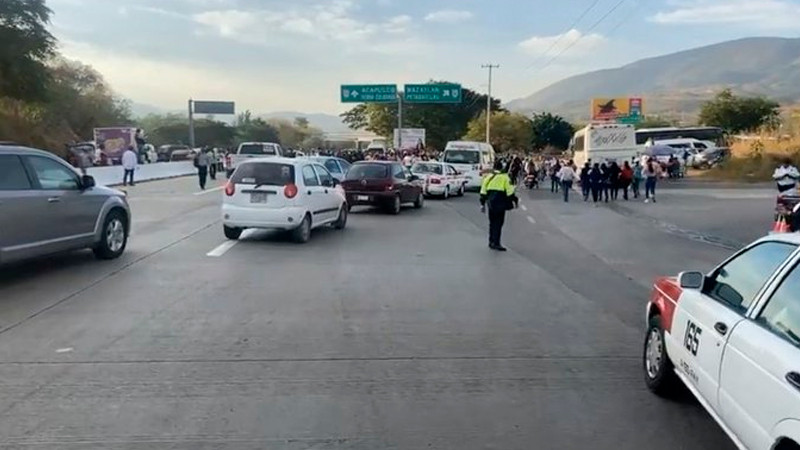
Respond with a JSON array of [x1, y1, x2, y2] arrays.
[[480, 160, 519, 252]]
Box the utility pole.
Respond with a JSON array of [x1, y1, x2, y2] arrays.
[[188, 98, 195, 148], [397, 91, 403, 150], [481, 64, 499, 144]]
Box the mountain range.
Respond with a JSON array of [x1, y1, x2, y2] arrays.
[[506, 37, 800, 121]]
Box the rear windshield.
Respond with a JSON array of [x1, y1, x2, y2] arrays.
[[239, 144, 277, 156], [232, 163, 294, 185], [443, 150, 480, 165], [411, 163, 443, 175], [346, 164, 389, 180]]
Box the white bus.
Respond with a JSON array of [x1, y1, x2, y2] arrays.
[[570, 124, 638, 168], [441, 141, 496, 189]]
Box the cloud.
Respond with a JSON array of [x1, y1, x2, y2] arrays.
[[424, 10, 474, 23], [518, 29, 607, 58], [650, 0, 800, 29], [192, 1, 425, 53]]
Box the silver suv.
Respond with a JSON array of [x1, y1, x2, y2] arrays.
[[0, 146, 131, 264]]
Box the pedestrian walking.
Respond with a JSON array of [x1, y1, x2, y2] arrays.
[[589, 163, 603, 203], [194, 149, 211, 190], [600, 163, 610, 202], [558, 160, 577, 202], [579, 163, 591, 201], [620, 161, 633, 200], [121, 146, 137, 186], [632, 160, 643, 199], [643, 159, 661, 203], [550, 161, 561, 193], [480, 160, 519, 252]]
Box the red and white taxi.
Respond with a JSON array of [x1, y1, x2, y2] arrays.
[[644, 234, 800, 450], [410, 162, 466, 199]]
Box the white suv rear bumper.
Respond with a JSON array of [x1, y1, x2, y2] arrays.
[[222, 204, 307, 230]]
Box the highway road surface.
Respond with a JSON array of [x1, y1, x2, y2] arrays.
[[0, 176, 762, 449]]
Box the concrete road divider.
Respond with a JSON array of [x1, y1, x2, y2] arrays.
[[87, 162, 196, 187]]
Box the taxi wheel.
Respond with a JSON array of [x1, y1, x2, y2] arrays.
[[224, 225, 242, 240], [457, 184, 465, 196], [443, 186, 450, 199], [644, 315, 679, 397]]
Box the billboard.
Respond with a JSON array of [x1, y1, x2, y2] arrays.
[[94, 127, 136, 162], [591, 97, 644, 122], [393, 128, 426, 151]]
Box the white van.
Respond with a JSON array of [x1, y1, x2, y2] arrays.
[[570, 124, 638, 168], [442, 141, 496, 189]]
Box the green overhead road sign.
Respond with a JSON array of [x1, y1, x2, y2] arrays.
[[404, 83, 462, 103], [341, 84, 397, 103]]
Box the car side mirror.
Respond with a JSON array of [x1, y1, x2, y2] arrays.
[[322, 179, 333, 188], [331, 178, 340, 187], [81, 175, 96, 189], [408, 175, 419, 182], [679, 271, 704, 289]]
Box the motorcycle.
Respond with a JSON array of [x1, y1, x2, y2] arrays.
[[524, 172, 539, 190], [774, 192, 800, 232]]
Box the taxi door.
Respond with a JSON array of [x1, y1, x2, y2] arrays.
[[719, 255, 800, 450], [671, 241, 797, 414]]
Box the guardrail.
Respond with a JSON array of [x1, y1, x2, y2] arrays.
[[87, 162, 196, 187]]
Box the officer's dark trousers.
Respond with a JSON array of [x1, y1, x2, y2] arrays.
[[488, 208, 506, 247]]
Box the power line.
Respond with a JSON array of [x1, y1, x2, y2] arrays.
[[525, 0, 602, 70], [535, 0, 629, 74]]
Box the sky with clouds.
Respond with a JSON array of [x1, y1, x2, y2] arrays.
[[47, 0, 800, 115]]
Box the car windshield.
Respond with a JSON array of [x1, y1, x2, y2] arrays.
[[239, 144, 276, 155], [232, 163, 295, 185], [411, 163, 443, 175], [345, 164, 388, 179], [443, 150, 480, 164]]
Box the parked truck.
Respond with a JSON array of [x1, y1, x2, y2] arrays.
[[93, 127, 138, 165]]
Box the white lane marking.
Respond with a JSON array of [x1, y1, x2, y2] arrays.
[[519, 204, 528, 211], [56, 347, 73, 354], [194, 186, 224, 196], [526, 215, 536, 225], [207, 240, 238, 257]]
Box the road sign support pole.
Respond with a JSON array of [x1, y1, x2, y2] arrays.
[[397, 92, 403, 151], [188, 99, 195, 149]]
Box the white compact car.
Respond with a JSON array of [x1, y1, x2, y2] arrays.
[[644, 234, 800, 450], [410, 162, 466, 198], [222, 158, 348, 243]]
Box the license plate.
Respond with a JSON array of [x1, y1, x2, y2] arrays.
[[356, 195, 370, 202], [250, 192, 268, 203]]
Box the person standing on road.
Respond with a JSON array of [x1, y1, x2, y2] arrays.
[[579, 162, 591, 201], [599, 163, 611, 203], [589, 163, 603, 203], [549, 160, 561, 193], [632, 160, 644, 199], [643, 159, 661, 203], [194, 149, 211, 190], [607, 161, 621, 201], [121, 146, 137, 186], [773, 159, 800, 193], [558, 160, 577, 203], [206, 148, 217, 180], [480, 160, 518, 252], [620, 161, 633, 201]]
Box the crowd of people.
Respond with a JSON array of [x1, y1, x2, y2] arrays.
[[495, 154, 665, 204]]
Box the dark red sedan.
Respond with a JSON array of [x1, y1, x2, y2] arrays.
[[341, 161, 425, 214]]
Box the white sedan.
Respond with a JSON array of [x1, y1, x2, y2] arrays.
[[644, 233, 800, 450], [222, 157, 348, 243], [410, 162, 466, 198]]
